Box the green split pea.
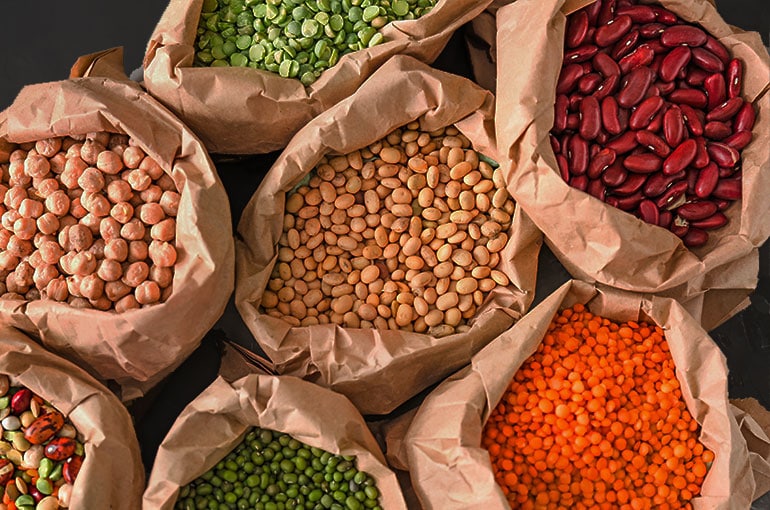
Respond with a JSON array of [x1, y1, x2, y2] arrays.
[[174, 426, 383, 510], [194, 0, 438, 85]]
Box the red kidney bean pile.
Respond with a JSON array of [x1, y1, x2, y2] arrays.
[[552, 0, 756, 248]]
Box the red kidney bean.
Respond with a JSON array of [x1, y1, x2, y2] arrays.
[[64, 455, 84, 485], [639, 23, 666, 39], [605, 131, 639, 154], [616, 4, 656, 23], [650, 5, 678, 25], [617, 66, 654, 108], [578, 73, 603, 94], [706, 97, 744, 122], [550, 133, 561, 154], [570, 174, 589, 191], [682, 228, 708, 247], [567, 113, 580, 130], [660, 25, 707, 47], [726, 58, 743, 99], [714, 199, 731, 210], [723, 130, 752, 150], [643, 169, 685, 197], [636, 130, 672, 158], [694, 162, 719, 198], [588, 179, 607, 200], [691, 47, 725, 73], [554, 94, 569, 133], [704, 36, 730, 65], [612, 172, 647, 195], [579, 96, 602, 140], [594, 73, 621, 100], [598, 0, 618, 26], [707, 142, 740, 168], [611, 30, 640, 61], [601, 160, 628, 187], [566, 10, 590, 48], [733, 102, 756, 132], [11, 388, 32, 414], [569, 135, 590, 175], [662, 138, 697, 175], [704, 73, 727, 110], [677, 200, 718, 220], [693, 137, 709, 168], [569, 92, 582, 111], [646, 40, 669, 56], [593, 52, 621, 78], [624, 153, 662, 173], [564, 44, 599, 64], [556, 153, 570, 182], [601, 96, 623, 135], [712, 178, 741, 200], [638, 199, 660, 224], [655, 181, 688, 209], [615, 190, 644, 211], [669, 88, 708, 109], [656, 80, 676, 95], [679, 104, 705, 135], [588, 148, 617, 179], [685, 67, 710, 87], [685, 167, 699, 194], [618, 44, 655, 74], [659, 46, 691, 82], [663, 106, 686, 146], [658, 210, 673, 228], [583, 0, 601, 26], [557, 64, 585, 95], [44, 437, 77, 461], [691, 212, 728, 230], [704, 121, 732, 140], [629, 96, 664, 130]]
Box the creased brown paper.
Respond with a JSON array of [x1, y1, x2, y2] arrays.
[[235, 55, 542, 415], [405, 280, 761, 509], [731, 398, 770, 500], [0, 63, 234, 400], [494, 0, 770, 332], [143, 0, 494, 155], [142, 358, 407, 509], [0, 324, 144, 509]]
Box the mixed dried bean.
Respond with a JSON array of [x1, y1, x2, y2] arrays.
[[0, 132, 180, 311], [0, 375, 83, 510], [553, 0, 755, 247], [262, 122, 515, 337]]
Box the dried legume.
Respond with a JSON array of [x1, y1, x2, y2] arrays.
[[483, 304, 712, 509], [175, 426, 382, 510], [262, 122, 515, 337]]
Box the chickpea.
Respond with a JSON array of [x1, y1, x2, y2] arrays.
[[120, 219, 145, 241], [65, 142, 83, 158], [66, 275, 84, 297], [34, 178, 59, 198], [45, 278, 69, 301], [99, 217, 122, 241], [49, 153, 67, 174], [96, 150, 124, 175], [135, 280, 161, 305], [159, 191, 180, 217], [6, 236, 33, 258], [77, 167, 105, 193], [105, 280, 131, 301], [18, 198, 44, 219], [35, 138, 62, 158], [139, 185, 162, 203], [79, 274, 104, 300], [0, 230, 11, 249], [128, 241, 148, 263], [104, 238, 128, 261], [0, 184, 7, 203], [5, 185, 28, 209], [156, 174, 176, 192], [127, 170, 151, 191], [5, 273, 29, 294], [122, 146, 145, 169], [70, 251, 97, 276], [87, 238, 106, 259], [27, 249, 43, 268], [67, 297, 91, 309], [45, 190, 71, 217], [123, 261, 149, 287], [9, 149, 27, 162], [110, 202, 134, 224], [106, 179, 133, 203], [149, 265, 173, 288], [150, 218, 176, 242], [13, 260, 34, 286], [108, 133, 130, 149], [97, 259, 123, 282], [61, 157, 87, 189], [36, 213, 60, 236], [139, 156, 165, 180], [79, 139, 105, 165], [24, 154, 50, 179], [89, 295, 112, 311], [68, 224, 93, 251], [57, 251, 76, 275], [12, 218, 36, 240], [2, 210, 20, 230], [24, 288, 41, 301], [148, 241, 177, 268], [79, 213, 102, 234], [0, 251, 19, 271], [81, 192, 111, 217], [87, 132, 111, 146], [8, 160, 31, 186], [138, 202, 165, 225], [59, 215, 78, 229], [39, 241, 64, 265], [70, 197, 87, 219], [115, 294, 140, 312], [33, 264, 59, 290]]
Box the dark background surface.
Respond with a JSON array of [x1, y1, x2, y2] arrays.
[[1, 0, 769, 507]]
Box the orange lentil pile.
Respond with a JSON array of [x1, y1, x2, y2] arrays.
[[482, 304, 713, 510]]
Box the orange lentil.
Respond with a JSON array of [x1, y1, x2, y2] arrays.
[[482, 304, 712, 508]]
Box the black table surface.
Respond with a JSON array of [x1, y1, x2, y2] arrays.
[[1, 1, 769, 507]]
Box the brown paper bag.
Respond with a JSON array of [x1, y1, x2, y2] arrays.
[[405, 280, 761, 509], [494, 0, 770, 332], [731, 398, 770, 500], [142, 0, 495, 155], [0, 66, 234, 400], [235, 55, 542, 415], [142, 366, 407, 508], [0, 324, 144, 509]]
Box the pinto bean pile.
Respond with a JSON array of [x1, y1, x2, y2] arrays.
[[0, 132, 180, 311], [552, 0, 756, 248], [262, 123, 515, 337]]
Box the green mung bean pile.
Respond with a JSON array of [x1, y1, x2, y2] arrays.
[[194, 0, 438, 84], [175, 426, 383, 510]]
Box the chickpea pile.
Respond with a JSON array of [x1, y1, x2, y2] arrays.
[[263, 123, 515, 337], [0, 132, 180, 311]]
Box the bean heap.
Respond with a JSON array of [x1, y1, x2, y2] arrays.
[[0, 375, 84, 510], [194, 0, 437, 84], [552, 0, 756, 248], [0, 132, 180, 311], [262, 123, 515, 337], [483, 304, 713, 509], [176, 426, 382, 510]]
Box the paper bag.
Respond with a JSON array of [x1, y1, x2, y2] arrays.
[[235, 55, 542, 415], [405, 280, 758, 509], [494, 0, 770, 331]]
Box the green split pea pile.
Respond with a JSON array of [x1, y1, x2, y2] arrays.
[[176, 426, 383, 510], [194, 0, 438, 84]]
